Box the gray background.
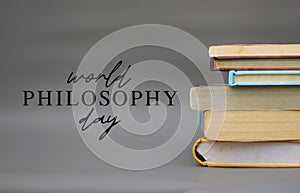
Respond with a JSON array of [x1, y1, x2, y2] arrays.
[[1, 0, 300, 192]]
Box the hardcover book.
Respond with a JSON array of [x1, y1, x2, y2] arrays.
[[190, 86, 300, 110], [228, 70, 300, 86], [210, 44, 300, 70], [193, 138, 300, 168]]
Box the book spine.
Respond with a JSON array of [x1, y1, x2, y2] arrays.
[[228, 70, 300, 86]]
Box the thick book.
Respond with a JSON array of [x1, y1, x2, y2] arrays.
[[190, 86, 300, 111], [228, 70, 300, 86], [209, 44, 300, 70], [192, 138, 300, 168], [203, 110, 300, 141]]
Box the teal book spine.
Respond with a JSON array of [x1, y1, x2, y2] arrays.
[[228, 70, 300, 86]]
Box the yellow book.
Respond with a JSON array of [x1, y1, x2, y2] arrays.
[[203, 110, 300, 142], [192, 138, 300, 168]]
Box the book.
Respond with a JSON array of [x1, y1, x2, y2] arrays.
[[203, 110, 300, 141], [209, 44, 300, 70], [210, 44, 300, 58], [191, 44, 300, 168], [190, 86, 300, 110], [228, 70, 300, 86], [213, 58, 300, 70], [192, 138, 300, 167]]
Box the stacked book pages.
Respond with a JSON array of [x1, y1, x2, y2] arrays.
[[191, 44, 300, 167]]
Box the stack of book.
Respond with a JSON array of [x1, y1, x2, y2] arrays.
[[190, 44, 300, 167]]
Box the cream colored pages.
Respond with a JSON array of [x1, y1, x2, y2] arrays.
[[204, 111, 300, 141]]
